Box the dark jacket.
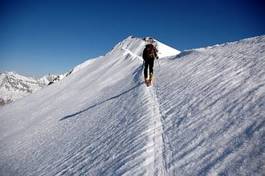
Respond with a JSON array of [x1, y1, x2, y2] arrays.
[[143, 44, 158, 62]]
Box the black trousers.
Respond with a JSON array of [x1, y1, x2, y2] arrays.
[[144, 59, 154, 79]]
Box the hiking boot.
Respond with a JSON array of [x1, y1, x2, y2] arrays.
[[149, 73, 153, 81]]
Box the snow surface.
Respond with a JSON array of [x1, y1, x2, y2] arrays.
[[0, 36, 265, 176], [38, 74, 61, 85], [71, 57, 100, 74]]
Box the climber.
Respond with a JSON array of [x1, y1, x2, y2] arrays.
[[142, 43, 158, 86]]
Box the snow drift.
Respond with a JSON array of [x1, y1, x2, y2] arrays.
[[0, 36, 264, 176]]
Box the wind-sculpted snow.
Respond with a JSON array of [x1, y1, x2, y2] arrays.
[[155, 35, 265, 175], [0, 36, 265, 176]]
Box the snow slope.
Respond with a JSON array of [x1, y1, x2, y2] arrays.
[[0, 36, 265, 176]]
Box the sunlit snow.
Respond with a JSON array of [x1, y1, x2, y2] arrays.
[[0, 35, 264, 176]]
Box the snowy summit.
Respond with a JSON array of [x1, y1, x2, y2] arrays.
[[0, 36, 265, 175]]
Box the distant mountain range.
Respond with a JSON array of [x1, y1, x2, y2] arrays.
[[0, 72, 62, 105], [0, 56, 101, 106]]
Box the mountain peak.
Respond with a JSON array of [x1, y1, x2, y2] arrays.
[[110, 36, 180, 59]]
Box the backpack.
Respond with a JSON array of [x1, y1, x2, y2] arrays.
[[144, 44, 157, 60]]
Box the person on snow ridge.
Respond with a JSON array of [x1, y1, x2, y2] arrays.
[[142, 43, 158, 85]]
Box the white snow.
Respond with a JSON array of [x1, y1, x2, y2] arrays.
[[0, 71, 72, 105], [0, 72, 45, 104], [0, 35, 265, 176], [38, 74, 60, 85], [155, 40, 180, 57], [71, 57, 100, 74]]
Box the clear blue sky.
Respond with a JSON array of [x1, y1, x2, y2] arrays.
[[1, 0, 265, 76]]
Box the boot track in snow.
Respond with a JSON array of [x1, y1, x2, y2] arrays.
[[143, 85, 167, 175]]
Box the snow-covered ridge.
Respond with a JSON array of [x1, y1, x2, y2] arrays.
[[189, 35, 265, 52], [111, 36, 180, 59], [71, 57, 101, 74], [0, 35, 265, 175]]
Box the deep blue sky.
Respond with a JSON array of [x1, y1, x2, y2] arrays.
[[1, 0, 265, 76]]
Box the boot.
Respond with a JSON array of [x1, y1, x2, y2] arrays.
[[149, 73, 153, 82], [144, 77, 149, 84]]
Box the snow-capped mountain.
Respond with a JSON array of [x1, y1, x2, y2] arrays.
[[38, 74, 62, 85], [0, 72, 45, 105], [0, 72, 67, 105], [0, 36, 179, 106], [0, 35, 264, 176]]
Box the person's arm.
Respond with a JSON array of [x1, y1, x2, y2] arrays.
[[154, 48, 159, 59], [143, 48, 147, 60]]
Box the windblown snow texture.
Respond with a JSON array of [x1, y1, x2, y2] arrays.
[[0, 36, 264, 176]]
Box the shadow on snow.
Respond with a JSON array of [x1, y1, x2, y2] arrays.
[[60, 82, 144, 121]]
